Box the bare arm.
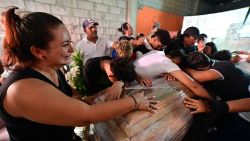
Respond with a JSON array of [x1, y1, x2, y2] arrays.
[[184, 68, 222, 83], [4, 79, 157, 127], [184, 97, 250, 114], [227, 98, 250, 113], [135, 74, 152, 86], [71, 88, 82, 100], [170, 70, 212, 99]]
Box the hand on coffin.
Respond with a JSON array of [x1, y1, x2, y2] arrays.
[[137, 76, 152, 86], [132, 92, 159, 113], [183, 97, 210, 114], [106, 81, 124, 101]]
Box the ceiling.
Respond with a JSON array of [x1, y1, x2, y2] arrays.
[[202, 0, 240, 6], [197, 0, 250, 15]]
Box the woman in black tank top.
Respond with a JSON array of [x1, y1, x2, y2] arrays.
[[0, 7, 157, 141]]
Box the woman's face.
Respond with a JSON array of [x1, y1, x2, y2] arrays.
[[204, 45, 212, 55], [44, 24, 74, 68], [197, 40, 205, 52], [126, 24, 133, 36], [0, 15, 6, 31]]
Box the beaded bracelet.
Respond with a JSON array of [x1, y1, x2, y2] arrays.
[[129, 95, 138, 110]]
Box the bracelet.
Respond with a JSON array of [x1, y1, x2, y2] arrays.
[[129, 95, 138, 110]]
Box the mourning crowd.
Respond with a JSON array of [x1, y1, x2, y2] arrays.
[[0, 6, 250, 141]]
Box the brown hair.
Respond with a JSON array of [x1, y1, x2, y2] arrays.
[[2, 7, 63, 70], [113, 40, 133, 58]]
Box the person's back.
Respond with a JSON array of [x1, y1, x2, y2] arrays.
[[83, 56, 113, 94], [134, 50, 180, 78], [84, 56, 136, 95], [134, 49, 211, 99]]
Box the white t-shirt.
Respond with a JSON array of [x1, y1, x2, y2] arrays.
[[134, 50, 180, 78], [76, 36, 113, 64]]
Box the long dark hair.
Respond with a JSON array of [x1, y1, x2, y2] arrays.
[[2, 7, 63, 70]]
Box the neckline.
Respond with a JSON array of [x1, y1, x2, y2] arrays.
[[30, 68, 60, 88]]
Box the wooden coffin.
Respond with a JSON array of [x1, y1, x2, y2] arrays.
[[93, 78, 194, 141]]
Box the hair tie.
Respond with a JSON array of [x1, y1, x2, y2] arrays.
[[14, 9, 29, 18]]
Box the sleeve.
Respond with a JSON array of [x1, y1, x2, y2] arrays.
[[162, 59, 181, 73], [106, 39, 114, 49], [75, 41, 84, 55], [75, 41, 81, 51]]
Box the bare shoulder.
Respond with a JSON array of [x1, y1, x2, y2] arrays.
[[4, 78, 90, 126], [7, 78, 54, 97], [5, 78, 66, 117]]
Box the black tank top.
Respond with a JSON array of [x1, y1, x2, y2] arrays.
[[0, 68, 74, 141], [204, 61, 250, 101]]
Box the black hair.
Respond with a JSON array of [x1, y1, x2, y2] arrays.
[[197, 35, 205, 43], [110, 57, 136, 83], [185, 52, 212, 69], [151, 29, 170, 46], [3, 7, 63, 70], [165, 49, 188, 67], [204, 42, 218, 56], [165, 49, 187, 58], [210, 50, 232, 61], [200, 33, 208, 38], [183, 26, 200, 38], [118, 22, 128, 34]]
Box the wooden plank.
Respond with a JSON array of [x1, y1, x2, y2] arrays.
[[131, 95, 192, 141], [93, 78, 194, 141]]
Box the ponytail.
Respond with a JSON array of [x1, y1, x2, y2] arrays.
[[118, 22, 128, 34], [2, 7, 24, 68]]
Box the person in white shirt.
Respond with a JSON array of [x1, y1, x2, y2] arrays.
[[134, 49, 211, 99], [76, 19, 114, 64], [134, 29, 170, 59]]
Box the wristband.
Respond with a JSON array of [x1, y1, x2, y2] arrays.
[[129, 95, 138, 110]]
